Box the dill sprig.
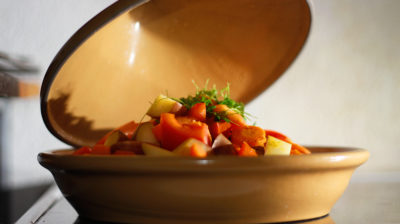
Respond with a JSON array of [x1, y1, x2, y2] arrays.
[[173, 81, 250, 123]]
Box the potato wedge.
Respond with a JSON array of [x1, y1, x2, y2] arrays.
[[142, 143, 177, 156], [146, 95, 182, 118], [134, 122, 160, 146], [265, 136, 292, 155]]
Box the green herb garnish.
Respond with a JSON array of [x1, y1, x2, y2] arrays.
[[173, 81, 251, 123]]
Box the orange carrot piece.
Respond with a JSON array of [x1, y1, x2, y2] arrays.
[[213, 104, 247, 127], [291, 142, 311, 154], [188, 103, 206, 121], [265, 130, 291, 142], [190, 143, 207, 158], [238, 142, 258, 157], [231, 126, 266, 147], [290, 149, 302, 155]]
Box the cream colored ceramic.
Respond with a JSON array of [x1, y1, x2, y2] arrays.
[[38, 147, 368, 224], [39, 1, 368, 223], [41, 0, 310, 147]]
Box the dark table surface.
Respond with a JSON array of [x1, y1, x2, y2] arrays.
[[16, 172, 400, 224]]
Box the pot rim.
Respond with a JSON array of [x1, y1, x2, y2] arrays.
[[38, 146, 369, 173]]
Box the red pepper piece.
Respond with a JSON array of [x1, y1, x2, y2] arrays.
[[91, 145, 111, 155], [157, 113, 211, 150], [73, 146, 92, 155], [209, 121, 232, 139], [97, 121, 139, 145]]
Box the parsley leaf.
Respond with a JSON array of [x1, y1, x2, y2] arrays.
[[173, 81, 251, 123]]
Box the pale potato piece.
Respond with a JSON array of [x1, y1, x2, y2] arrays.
[[265, 136, 292, 155], [173, 138, 211, 156], [104, 131, 128, 147], [134, 122, 160, 146], [142, 143, 177, 156], [146, 95, 182, 117]]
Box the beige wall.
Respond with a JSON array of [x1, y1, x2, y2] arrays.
[[0, 0, 399, 187], [248, 0, 400, 172], [0, 0, 113, 188]]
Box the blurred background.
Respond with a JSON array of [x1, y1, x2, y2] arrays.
[[0, 0, 399, 223]]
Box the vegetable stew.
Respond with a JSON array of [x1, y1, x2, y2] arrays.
[[74, 84, 310, 157]]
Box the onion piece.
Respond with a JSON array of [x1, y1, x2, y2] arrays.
[[212, 134, 232, 149]]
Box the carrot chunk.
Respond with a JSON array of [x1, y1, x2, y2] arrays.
[[291, 142, 311, 154], [231, 126, 266, 147], [190, 143, 207, 158], [238, 142, 258, 157]]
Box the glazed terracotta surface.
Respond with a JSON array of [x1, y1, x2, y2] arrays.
[[39, 147, 369, 224], [38, 0, 369, 223], [41, 0, 310, 147]]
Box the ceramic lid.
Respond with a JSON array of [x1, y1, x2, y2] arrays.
[[41, 0, 311, 147]]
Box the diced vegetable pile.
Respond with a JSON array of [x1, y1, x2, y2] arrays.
[[74, 85, 310, 157]]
